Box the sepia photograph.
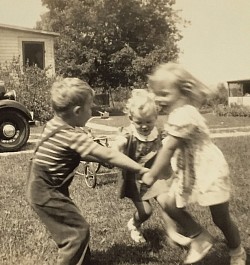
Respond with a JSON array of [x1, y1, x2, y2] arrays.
[[0, 0, 249, 264]]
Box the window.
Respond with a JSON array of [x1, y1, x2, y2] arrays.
[[243, 83, 250, 96], [228, 83, 243, 97], [22, 42, 44, 69]]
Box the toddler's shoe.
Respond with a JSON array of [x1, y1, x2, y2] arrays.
[[127, 218, 146, 243], [230, 246, 247, 265], [183, 230, 213, 264]]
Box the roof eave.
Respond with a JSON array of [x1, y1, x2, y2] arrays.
[[0, 23, 59, 37]]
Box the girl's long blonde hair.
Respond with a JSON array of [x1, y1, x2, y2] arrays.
[[148, 62, 217, 106]]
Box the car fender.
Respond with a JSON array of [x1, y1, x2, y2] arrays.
[[0, 100, 32, 120]]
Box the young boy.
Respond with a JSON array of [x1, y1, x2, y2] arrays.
[[26, 78, 148, 265], [113, 89, 191, 246]]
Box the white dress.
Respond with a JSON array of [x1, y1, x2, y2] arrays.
[[166, 105, 230, 207]]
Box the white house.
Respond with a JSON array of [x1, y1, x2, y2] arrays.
[[0, 23, 59, 76], [227, 79, 250, 106]]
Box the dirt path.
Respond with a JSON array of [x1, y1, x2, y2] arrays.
[[1, 124, 250, 156]]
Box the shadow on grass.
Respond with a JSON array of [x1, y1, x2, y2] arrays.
[[92, 228, 166, 265], [92, 232, 250, 265], [92, 243, 158, 265]]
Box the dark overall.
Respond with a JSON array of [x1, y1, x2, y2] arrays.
[[26, 125, 91, 265], [117, 128, 163, 200]]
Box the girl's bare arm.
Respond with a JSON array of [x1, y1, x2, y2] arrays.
[[142, 135, 181, 186]]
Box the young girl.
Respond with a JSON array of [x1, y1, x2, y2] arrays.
[[113, 89, 191, 246], [142, 63, 246, 265]]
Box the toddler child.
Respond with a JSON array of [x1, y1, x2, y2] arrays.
[[142, 62, 246, 265], [113, 89, 190, 246], [26, 78, 148, 265]]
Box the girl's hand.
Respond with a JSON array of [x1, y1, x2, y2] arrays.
[[141, 172, 155, 186]]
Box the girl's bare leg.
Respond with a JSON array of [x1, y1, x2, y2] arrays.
[[209, 202, 246, 264], [157, 193, 192, 246], [209, 202, 240, 249]]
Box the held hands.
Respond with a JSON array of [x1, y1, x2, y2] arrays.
[[138, 167, 149, 175], [137, 167, 149, 185], [141, 172, 156, 187]]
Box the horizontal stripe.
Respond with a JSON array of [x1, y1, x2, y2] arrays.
[[33, 118, 97, 183]]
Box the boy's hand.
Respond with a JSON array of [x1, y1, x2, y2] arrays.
[[138, 167, 149, 175], [141, 172, 155, 186]]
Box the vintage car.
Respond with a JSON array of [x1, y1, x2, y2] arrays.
[[0, 80, 33, 152]]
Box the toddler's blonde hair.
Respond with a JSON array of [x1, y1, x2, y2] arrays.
[[148, 62, 216, 105], [51, 77, 94, 114], [125, 89, 157, 117]]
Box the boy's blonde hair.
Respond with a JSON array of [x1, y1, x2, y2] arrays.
[[125, 89, 157, 117], [148, 62, 216, 105], [51, 77, 94, 114]]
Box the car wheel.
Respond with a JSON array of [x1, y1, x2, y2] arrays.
[[0, 109, 30, 152]]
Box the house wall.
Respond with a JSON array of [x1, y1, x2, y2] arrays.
[[228, 81, 250, 106], [0, 27, 57, 76], [229, 96, 250, 106]]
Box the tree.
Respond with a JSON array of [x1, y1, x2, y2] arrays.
[[37, 0, 184, 91]]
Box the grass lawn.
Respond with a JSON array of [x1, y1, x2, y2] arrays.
[[0, 135, 250, 264]]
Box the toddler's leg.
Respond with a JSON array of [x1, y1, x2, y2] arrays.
[[127, 200, 152, 243], [209, 202, 246, 265], [162, 195, 213, 264], [162, 195, 202, 237], [31, 198, 91, 265], [156, 193, 192, 246], [132, 200, 152, 226]]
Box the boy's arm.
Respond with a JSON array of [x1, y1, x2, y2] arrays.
[[82, 154, 102, 163], [111, 135, 127, 153], [142, 135, 181, 186], [88, 144, 147, 174]]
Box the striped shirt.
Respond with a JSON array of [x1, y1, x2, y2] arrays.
[[33, 117, 98, 186]]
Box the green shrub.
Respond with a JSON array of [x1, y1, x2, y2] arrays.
[[0, 57, 55, 123], [202, 83, 228, 110], [214, 103, 250, 117], [92, 86, 132, 116]]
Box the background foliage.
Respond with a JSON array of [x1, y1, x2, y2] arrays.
[[0, 58, 55, 123], [37, 0, 184, 91], [1, 1, 248, 121], [214, 103, 250, 117], [2, 58, 248, 121]]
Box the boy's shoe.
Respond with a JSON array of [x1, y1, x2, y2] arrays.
[[167, 228, 192, 247], [183, 231, 213, 264], [127, 218, 146, 243], [230, 247, 247, 265]]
